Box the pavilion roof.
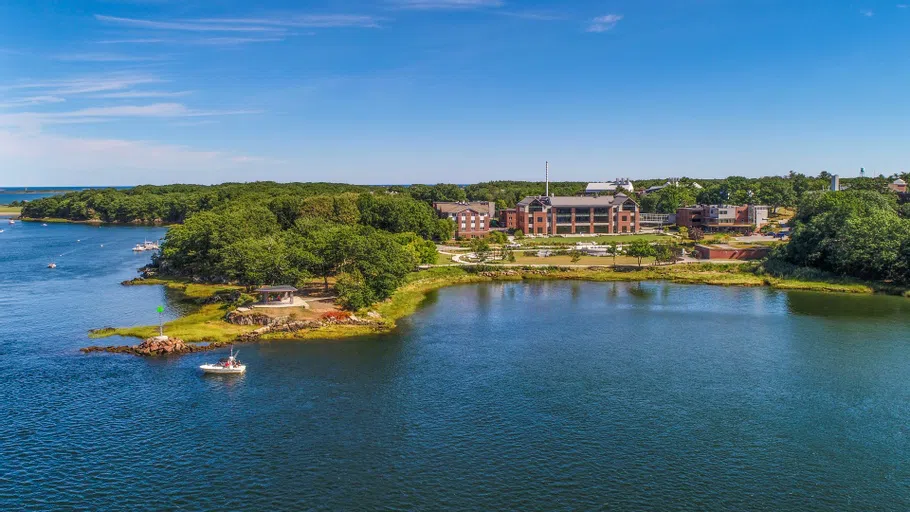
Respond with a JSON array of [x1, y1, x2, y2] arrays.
[[256, 285, 298, 293]]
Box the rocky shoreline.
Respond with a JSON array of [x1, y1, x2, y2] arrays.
[[82, 312, 384, 356], [81, 335, 217, 356]]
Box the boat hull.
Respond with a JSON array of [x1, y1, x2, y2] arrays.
[[199, 364, 246, 375]]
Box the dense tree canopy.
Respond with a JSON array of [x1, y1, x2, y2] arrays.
[[21, 182, 378, 223], [639, 186, 697, 214], [783, 190, 910, 284]]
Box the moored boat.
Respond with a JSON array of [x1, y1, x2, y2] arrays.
[[48, 263, 57, 269], [200, 348, 246, 375], [132, 240, 160, 252]]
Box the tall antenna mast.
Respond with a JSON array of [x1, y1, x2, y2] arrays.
[[545, 161, 549, 197]]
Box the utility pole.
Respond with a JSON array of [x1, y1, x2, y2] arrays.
[[545, 161, 549, 197]]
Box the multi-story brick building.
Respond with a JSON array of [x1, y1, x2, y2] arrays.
[[513, 194, 640, 235], [676, 205, 769, 232], [499, 208, 517, 230], [433, 201, 495, 239]]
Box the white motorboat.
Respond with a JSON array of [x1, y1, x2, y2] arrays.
[[48, 263, 57, 269], [200, 348, 246, 375], [8, 219, 14, 225], [132, 240, 160, 252], [42, 223, 48, 227]]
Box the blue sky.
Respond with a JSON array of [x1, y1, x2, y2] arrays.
[[1, 0, 908, 186]]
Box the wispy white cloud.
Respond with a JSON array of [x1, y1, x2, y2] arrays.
[[587, 14, 623, 33], [499, 11, 568, 21], [187, 36, 287, 45], [96, 36, 285, 45], [899, 4, 909, 8], [1, 74, 165, 96], [54, 52, 168, 62], [0, 96, 66, 109], [89, 90, 193, 99], [94, 13, 382, 33], [95, 38, 169, 44], [860, 9, 875, 16], [0, 103, 260, 130], [195, 15, 383, 28], [388, 0, 503, 10], [95, 15, 287, 32]]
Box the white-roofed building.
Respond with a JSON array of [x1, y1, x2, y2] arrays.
[[584, 179, 634, 195]]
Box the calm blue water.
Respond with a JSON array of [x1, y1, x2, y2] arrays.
[[1, 222, 909, 510]]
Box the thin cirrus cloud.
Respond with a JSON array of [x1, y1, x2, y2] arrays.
[[0, 96, 66, 109], [498, 11, 569, 21], [96, 36, 286, 45], [388, 0, 503, 10], [94, 14, 383, 32], [587, 14, 623, 33], [54, 52, 168, 62], [193, 15, 384, 28], [0, 103, 260, 130], [94, 15, 286, 32], [89, 90, 193, 99], [1, 74, 165, 96]]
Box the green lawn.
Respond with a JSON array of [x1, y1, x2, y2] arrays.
[[437, 252, 461, 264], [517, 234, 669, 246], [0, 206, 21, 215]]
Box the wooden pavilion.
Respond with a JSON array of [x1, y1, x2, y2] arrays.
[[255, 285, 298, 305]]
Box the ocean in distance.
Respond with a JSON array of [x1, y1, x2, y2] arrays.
[[0, 187, 131, 205], [1, 221, 909, 511]]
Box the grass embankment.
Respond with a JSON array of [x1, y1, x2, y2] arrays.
[[92, 262, 901, 347], [0, 206, 21, 215]]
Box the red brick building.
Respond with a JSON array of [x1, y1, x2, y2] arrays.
[[433, 201, 495, 239], [499, 208, 517, 230], [513, 194, 640, 235]]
